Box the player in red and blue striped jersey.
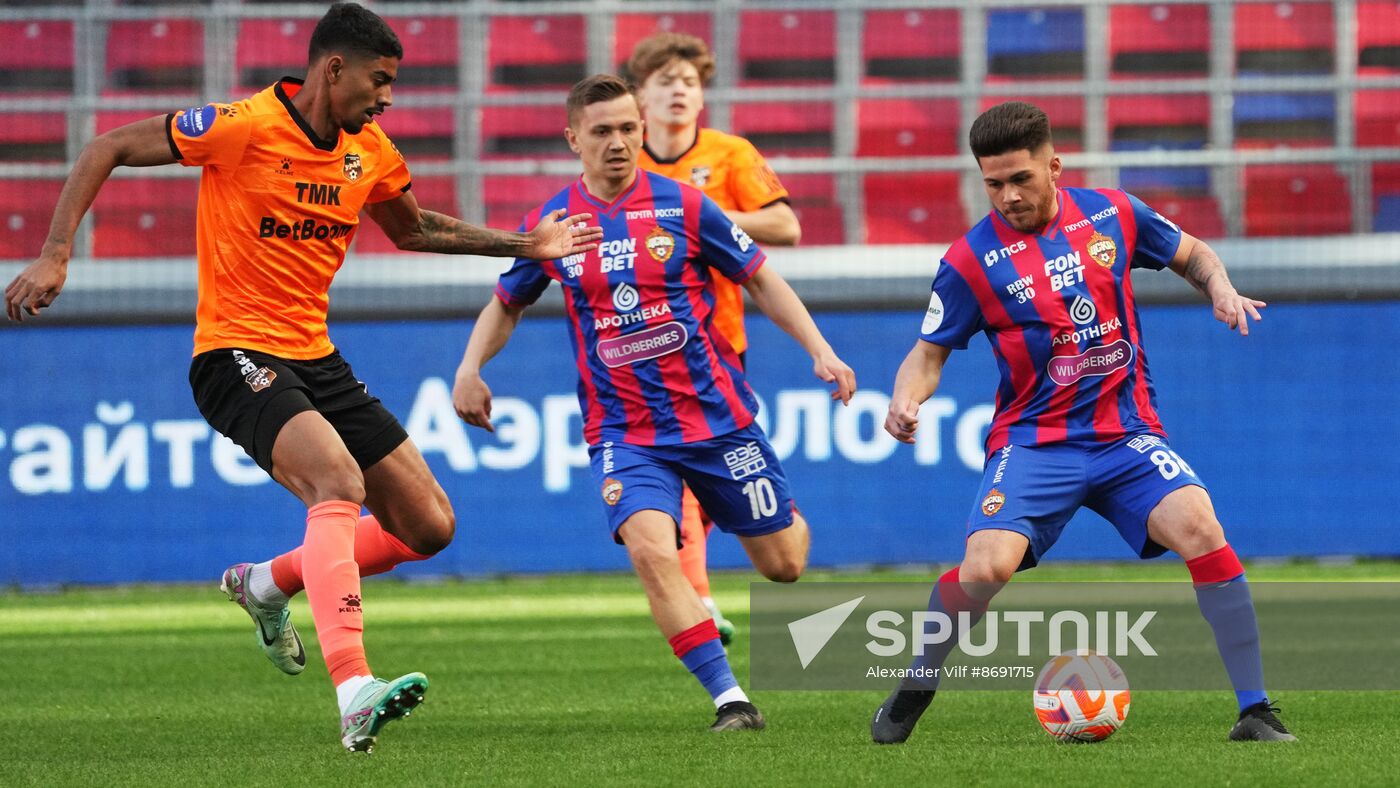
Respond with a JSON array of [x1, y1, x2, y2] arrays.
[[453, 75, 855, 732], [871, 102, 1294, 745]]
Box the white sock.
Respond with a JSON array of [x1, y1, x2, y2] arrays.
[[701, 596, 719, 615], [247, 561, 289, 608], [714, 686, 749, 708], [336, 674, 376, 716]]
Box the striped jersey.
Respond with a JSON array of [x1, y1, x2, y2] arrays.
[[496, 171, 765, 447], [919, 187, 1184, 456]]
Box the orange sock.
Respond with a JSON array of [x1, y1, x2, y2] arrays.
[[301, 500, 371, 684], [678, 486, 712, 599], [271, 515, 431, 597]]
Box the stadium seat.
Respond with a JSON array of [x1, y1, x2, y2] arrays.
[[1109, 94, 1211, 193], [1108, 4, 1210, 77], [862, 9, 960, 83], [1358, 1, 1400, 73], [482, 174, 578, 232], [1235, 2, 1334, 75], [237, 18, 315, 91], [0, 112, 66, 162], [1135, 193, 1225, 238], [1243, 165, 1351, 236], [355, 175, 459, 253], [730, 102, 834, 157], [986, 9, 1084, 79], [613, 13, 713, 76], [1234, 93, 1334, 148], [1373, 163, 1400, 230], [981, 95, 1085, 151], [480, 106, 571, 159], [857, 99, 960, 157], [373, 106, 454, 160], [863, 173, 965, 244], [1355, 90, 1400, 147], [779, 173, 845, 246], [0, 180, 64, 259], [0, 21, 74, 93], [738, 11, 836, 84], [384, 17, 457, 89], [487, 15, 586, 91], [105, 19, 203, 93], [91, 177, 200, 257]]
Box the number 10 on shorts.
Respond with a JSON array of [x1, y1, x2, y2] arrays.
[[742, 478, 779, 519]]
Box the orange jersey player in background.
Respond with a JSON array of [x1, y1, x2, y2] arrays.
[[4, 2, 599, 755], [628, 32, 803, 644]]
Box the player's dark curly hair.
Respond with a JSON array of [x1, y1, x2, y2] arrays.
[[969, 102, 1053, 159], [567, 74, 638, 126], [308, 2, 403, 64]]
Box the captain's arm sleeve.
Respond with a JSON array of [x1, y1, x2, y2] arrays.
[[728, 139, 790, 212], [1125, 192, 1184, 271], [367, 136, 413, 204], [166, 103, 252, 169], [918, 260, 986, 349], [698, 193, 766, 283], [493, 219, 552, 308]]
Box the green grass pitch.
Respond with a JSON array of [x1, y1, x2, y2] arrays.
[[2, 561, 1397, 786]]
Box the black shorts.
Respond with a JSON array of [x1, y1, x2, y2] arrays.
[[189, 347, 408, 474]]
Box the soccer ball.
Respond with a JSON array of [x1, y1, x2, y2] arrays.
[[1033, 653, 1131, 743]]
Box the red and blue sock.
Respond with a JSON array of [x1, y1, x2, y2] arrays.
[[1188, 544, 1269, 711], [909, 567, 991, 689], [669, 619, 746, 707]]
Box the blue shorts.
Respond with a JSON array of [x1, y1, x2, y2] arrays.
[[968, 434, 1207, 570], [587, 422, 795, 544]]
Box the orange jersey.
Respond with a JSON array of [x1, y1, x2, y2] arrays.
[[167, 78, 411, 359], [639, 128, 788, 355]]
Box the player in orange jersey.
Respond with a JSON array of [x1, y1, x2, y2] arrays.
[[3, 2, 600, 754], [627, 32, 803, 644]]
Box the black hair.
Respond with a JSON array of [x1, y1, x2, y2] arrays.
[[308, 2, 403, 64], [969, 101, 1053, 159]]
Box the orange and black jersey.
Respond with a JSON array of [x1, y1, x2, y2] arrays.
[[166, 78, 411, 360]]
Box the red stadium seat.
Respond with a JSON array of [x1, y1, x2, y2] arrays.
[[730, 102, 834, 157], [1243, 165, 1351, 236], [237, 18, 315, 91], [0, 180, 64, 259], [91, 178, 200, 258], [857, 99, 960, 157], [1358, 1, 1400, 73], [482, 174, 578, 232], [374, 106, 454, 160], [1234, 2, 1334, 74], [1355, 90, 1400, 147], [480, 106, 571, 159], [0, 112, 66, 162], [105, 19, 203, 93], [863, 173, 965, 244], [1136, 193, 1225, 239], [862, 9, 960, 83], [982, 95, 1085, 152], [778, 173, 845, 246], [487, 15, 587, 91], [738, 11, 836, 84], [0, 21, 74, 93], [384, 17, 457, 89], [1109, 4, 1210, 77], [1373, 163, 1400, 228], [355, 176, 459, 254], [613, 14, 713, 75]]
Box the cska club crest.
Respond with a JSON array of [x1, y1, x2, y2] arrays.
[[601, 478, 623, 506], [645, 226, 675, 263], [981, 488, 1006, 517], [343, 152, 363, 182], [690, 166, 711, 187], [1087, 231, 1117, 269]]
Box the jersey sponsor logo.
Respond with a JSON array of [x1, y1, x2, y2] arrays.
[[991, 445, 1012, 485], [596, 321, 689, 368], [1087, 232, 1117, 269], [921, 291, 945, 334], [1052, 316, 1122, 347], [646, 226, 675, 263], [1047, 338, 1134, 386], [981, 487, 1006, 516], [625, 207, 683, 221], [611, 281, 640, 312], [258, 216, 354, 242], [177, 104, 218, 138], [343, 153, 362, 182], [1044, 251, 1086, 292], [730, 223, 754, 253], [983, 239, 1027, 267], [690, 165, 711, 187], [1126, 434, 1165, 454], [295, 182, 341, 206], [593, 301, 672, 330], [1006, 273, 1036, 303], [601, 477, 623, 506], [1089, 205, 1120, 223], [1063, 217, 1092, 233], [600, 238, 639, 273], [723, 442, 768, 480], [1069, 295, 1097, 325]]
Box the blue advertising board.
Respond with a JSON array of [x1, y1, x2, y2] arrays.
[[2, 302, 1398, 586]]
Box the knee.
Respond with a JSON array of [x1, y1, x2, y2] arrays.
[[759, 554, 805, 584], [1173, 517, 1227, 561], [403, 502, 455, 556], [626, 534, 679, 578], [298, 460, 365, 507], [960, 556, 1015, 587]]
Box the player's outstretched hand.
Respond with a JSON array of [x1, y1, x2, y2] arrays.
[[4, 254, 68, 322], [812, 347, 856, 405], [524, 208, 603, 260], [452, 371, 495, 433], [884, 398, 921, 445], [1211, 289, 1266, 336]]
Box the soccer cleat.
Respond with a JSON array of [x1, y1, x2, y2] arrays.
[[709, 700, 766, 732], [1229, 701, 1297, 742], [220, 562, 305, 675], [871, 680, 936, 744], [341, 672, 430, 754], [703, 597, 737, 646]]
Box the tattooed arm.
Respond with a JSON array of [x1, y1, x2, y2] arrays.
[[365, 191, 602, 259], [1167, 232, 1266, 335]]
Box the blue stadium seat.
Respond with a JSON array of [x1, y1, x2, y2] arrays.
[[1375, 195, 1400, 232], [1234, 93, 1335, 147], [986, 9, 1084, 78]]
